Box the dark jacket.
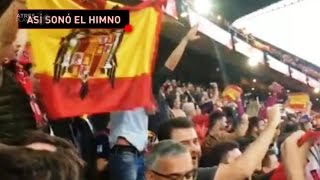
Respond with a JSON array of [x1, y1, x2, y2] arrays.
[[0, 66, 36, 144]]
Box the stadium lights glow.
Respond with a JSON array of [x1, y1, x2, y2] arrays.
[[194, 0, 212, 16], [180, 12, 188, 18], [253, 79, 257, 83], [314, 87, 320, 94], [248, 58, 259, 67]]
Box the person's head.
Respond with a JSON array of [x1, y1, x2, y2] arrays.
[[208, 111, 227, 133], [21, 131, 80, 150], [222, 106, 238, 131], [195, 86, 201, 93], [180, 94, 188, 104], [166, 93, 181, 109], [300, 121, 313, 131], [280, 120, 300, 134], [182, 102, 197, 118], [176, 87, 183, 95], [201, 91, 209, 103], [164, 85, 173, 95], [261, 150, 279, 174], [157, 117, 201, 169], [145, 140, 195, 180], [312, 117, 320, 129], [247, 116, 265, 137], [171, 80, 177, 88], [187, 83, 194, 92], [200, 141, 241, 167], [0, 131, 85, 180]]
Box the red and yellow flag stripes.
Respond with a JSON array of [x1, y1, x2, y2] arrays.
[[27, 0, 163, 119]]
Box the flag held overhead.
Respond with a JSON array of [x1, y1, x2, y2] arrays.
[[27, 0, 163, 119]]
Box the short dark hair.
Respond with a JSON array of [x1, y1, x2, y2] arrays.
[[0, 0, 12, 17], [166, 92, 178, 109], [157, 117, 194, 141], [0, 132, 85, 180], [281, 121, 299, 133], [208, 111, 226, 131], [200, 141, 239, 167], [21, 131, 78, 150], [247, 116, 260, 134]]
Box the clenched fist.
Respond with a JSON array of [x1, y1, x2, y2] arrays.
[[267, 104, 282, 128]]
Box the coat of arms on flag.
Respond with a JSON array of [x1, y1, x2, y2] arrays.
[[53, 29, 125, 98], [26, 0, 163, 119]]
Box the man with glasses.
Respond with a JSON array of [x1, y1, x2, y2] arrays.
[[145, 140, 196, 180], [158, 105, 282, 180]]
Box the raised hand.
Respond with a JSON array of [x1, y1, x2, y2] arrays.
[[267, 104, 282, 128], [241, 113, 249, 122], [269, 82, 283, 94], [184, 24, 201, 42], [281, 130, 310, 180]]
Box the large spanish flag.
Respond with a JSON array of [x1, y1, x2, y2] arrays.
[[26, 0, 163, 120]]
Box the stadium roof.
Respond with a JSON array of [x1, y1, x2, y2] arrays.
[[233, 0, 319, 67]]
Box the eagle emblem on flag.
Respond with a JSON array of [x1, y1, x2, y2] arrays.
[[53, 29, 124, 98]]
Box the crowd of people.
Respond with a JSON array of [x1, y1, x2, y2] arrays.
[[0, 0, 320, 180], [144, 79, 316, 180]]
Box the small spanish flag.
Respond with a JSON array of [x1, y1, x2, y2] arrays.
[[26, 0, 163, 119], [287, 93, 310, 112], [222, 85, 243, 102]]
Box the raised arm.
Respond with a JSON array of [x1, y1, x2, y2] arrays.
[[210, 83, 219, 104], [236, 98, 245, 117], [164, 25, 200, 71], [215, 105, 281, 180], [281, 130, 308, 180], [212, 113, 249, 141], [259, 82, 283, 120], [153, 25, 200, 94]]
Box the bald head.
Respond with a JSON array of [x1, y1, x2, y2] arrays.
[[182, 102, 196, 117]]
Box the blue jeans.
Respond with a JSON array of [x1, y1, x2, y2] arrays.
[[108, 150, 145, 180]]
